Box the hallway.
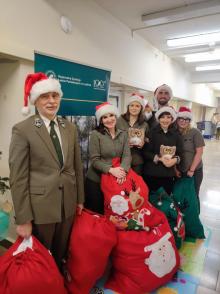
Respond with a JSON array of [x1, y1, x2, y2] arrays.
[[197, 139, 220, 293]]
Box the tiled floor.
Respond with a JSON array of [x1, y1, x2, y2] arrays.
[[197, 139, 220, 293]]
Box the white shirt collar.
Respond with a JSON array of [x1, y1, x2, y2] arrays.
[[38, 113, 58, 128]]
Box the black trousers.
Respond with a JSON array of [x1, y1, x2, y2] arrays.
[[84, 177, 104, 214], [143, 175, 175, 195]]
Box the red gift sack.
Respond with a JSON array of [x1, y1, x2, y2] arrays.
[[66, 209, 117, 294], [101, 158, 149, 229], [0, 236, 67, 294], [106, 217, 180, 294]]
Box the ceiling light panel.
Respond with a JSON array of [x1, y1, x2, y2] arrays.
[[196, 65, 220, 71], [185, 50, 220, 62], [167, 31, 220, 48], [142, 0, 220, 27]]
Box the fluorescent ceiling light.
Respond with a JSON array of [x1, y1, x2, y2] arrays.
[[185, 50, 220, 62], [142, 0, 220, 27], [196, 65, 220, 71], [167, 31, 220, 48]]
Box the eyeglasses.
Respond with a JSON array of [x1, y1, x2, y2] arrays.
[[178, 117, 191, 122]]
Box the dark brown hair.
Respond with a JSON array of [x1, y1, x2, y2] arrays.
[[122, 106, 145, 125]]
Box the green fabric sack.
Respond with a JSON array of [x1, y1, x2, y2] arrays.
[[149, 187, 185, 249], [172, 177, 205, 239]]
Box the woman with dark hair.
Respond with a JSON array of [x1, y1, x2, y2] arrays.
[[143, 106, 183, 195], [117, 93, 149, 175], [85, 102, 131, 214]]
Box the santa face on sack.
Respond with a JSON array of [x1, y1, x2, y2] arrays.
[[144, 232, 176, 278], [110, 195, 129, 216]]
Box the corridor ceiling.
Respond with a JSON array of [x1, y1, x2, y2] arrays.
[[94, 0, 220, 90]]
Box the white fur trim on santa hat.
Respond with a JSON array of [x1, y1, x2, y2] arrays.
[[30, 78, 63, 104], [95, 104, 119, 125], [155, 106, 177, 121], [126, 94, 145, 108], [177, 111, 192, 120], [154, 84, 173, 99]]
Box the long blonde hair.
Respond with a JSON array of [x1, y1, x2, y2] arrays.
[[179, 124, 191, 135]]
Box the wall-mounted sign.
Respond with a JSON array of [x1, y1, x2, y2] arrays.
[[35, 52, 111, 116]]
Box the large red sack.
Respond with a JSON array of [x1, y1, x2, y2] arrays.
[[66, 209, 117, 294], [0, 236, 67, 294], [101, 158, 149, 229], [106, 217, 180, 294]]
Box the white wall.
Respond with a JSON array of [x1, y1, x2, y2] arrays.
[[0, 0, 217, 107], [0, 60, 34, 176]]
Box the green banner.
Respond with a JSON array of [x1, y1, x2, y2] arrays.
[[34, 53, 111, 116]]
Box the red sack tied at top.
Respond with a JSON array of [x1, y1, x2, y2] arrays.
[[0, 236, 67, 294], [66, 209, 117, 294]]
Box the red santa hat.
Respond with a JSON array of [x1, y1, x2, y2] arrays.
[[22, 72, 63, 115], [155, 106, 177, 121], [177, 106, 192, 120], [154, 84, 173, 100], [126, 93, 145, 108], [95, 102, 119, 125]]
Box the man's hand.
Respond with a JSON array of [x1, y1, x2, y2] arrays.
[[16, 222, 32, 239], [77, 203, 84, 215]]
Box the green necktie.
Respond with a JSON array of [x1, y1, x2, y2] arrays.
[[50, 120, 64, 167]]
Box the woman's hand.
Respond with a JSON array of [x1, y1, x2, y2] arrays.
[[137, 141, 145, 149], [174, 167, 181, 178], [187, 170, 194, 177], [129, 142, 134, 148], [159, 157, 177, 168], [117, 176, 126, 185], [16, 222, 32, 239], [109, 167, 126, 179]]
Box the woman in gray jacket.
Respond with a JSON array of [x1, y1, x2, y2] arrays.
[[85, 102, 131, 214]]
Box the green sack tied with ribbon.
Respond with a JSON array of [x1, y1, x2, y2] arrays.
[[149, 187, 185, 249], [172, 176, 205, 239]]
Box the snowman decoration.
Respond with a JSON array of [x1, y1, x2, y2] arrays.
[[144, 232, 176, 278]]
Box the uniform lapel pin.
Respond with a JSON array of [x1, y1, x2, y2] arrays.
[[34, 118, 43, 128], [58, 117, 66, 128]]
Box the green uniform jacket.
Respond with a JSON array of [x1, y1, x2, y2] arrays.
[[117, 116, 149, 166], [86, 129, 131, 183], [9, 115, 84, 225]]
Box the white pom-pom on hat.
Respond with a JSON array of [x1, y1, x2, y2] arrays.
[[21, 106, 31, 116]]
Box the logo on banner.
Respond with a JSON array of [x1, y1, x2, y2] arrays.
[[93, 79, 106, 91], [46, 70, 57, 79]]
